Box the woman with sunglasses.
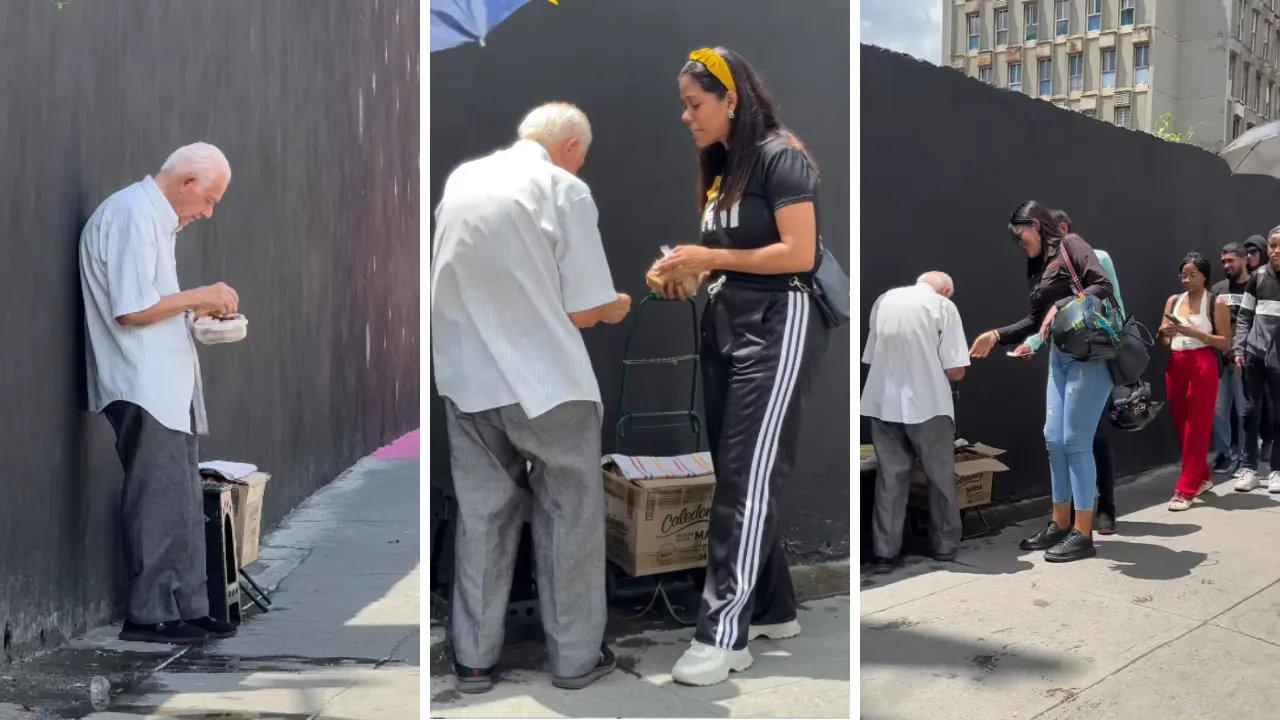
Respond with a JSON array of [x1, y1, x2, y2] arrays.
[[649, 47, 830, 686], [1157, 252, 1231, 510], [969, 200, 1115, 562]]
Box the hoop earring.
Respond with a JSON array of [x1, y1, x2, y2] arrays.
[[728, 110, 735, 119]]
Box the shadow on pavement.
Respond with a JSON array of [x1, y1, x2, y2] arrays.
[[861, 619, 1072, 677], [1112, 521, 1200, 538]]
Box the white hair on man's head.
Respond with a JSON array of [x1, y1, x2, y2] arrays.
[[517, 102, 592, 147], [917, 271, 955, 295], [159, 142, 231, 186]]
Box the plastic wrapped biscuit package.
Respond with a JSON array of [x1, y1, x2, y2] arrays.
[[192, 314, 249, 345], [644, 245, 700, 297]]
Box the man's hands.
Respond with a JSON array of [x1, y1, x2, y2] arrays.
[[193, 282, 239, 317], [599, 293, 632, 324]]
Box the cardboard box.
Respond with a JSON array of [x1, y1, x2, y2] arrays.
[[227, 472, 271, 568], [603, 469, 716, 577], [909, 443, 1008, 510]]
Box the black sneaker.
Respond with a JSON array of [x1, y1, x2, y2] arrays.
[[1096, 510, 1116, 536], [454, 661, 495, 694], [551, 645, 616, 690], [871, 556, 895, 574], [119, 621, 209, 645], [1213, 454, 1236, 474], [1044, 529, 1097, 563], [933, 549, 958, 562], [1263, 443, 1273, 465], [1019, 521, 1070, 552], [187, 616, 237, 639]]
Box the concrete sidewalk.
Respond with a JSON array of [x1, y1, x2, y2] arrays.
[[861, 463, 1280, 719], [429, 565, 852, 718], [63, 450, 422, 719]]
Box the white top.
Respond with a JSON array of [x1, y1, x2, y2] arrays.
[[79, 176, 208, 435], [1171, 291, 1214, 352], [431, 140, 618, 420], [860, 284, 970, 424]]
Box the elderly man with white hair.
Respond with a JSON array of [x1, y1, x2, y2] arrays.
[[861, 271, 969, 574], [432, 103, 630, 694], [79, 142, 240, 645]]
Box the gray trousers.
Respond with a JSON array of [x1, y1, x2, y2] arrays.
[[870, 416, 961, 560], [104, 401, 210, 625], [444, 398, 605, 677]]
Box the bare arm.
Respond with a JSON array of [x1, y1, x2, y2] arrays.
[[117, 290, 202, 327], [944, 367, 966, 381], [568, 293, 631, 329], [1157, 295, 1176, 347], [1196, 297, 1232, 352]]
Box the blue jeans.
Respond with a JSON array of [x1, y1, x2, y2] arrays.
[[1212, 364, 1245, 458], [1045, 347, 1114, 510]]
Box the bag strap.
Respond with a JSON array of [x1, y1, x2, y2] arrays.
[[1057, 235, 1087, 298]]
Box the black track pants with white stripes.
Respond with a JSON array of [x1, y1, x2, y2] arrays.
[[694, 282, 830, 651]]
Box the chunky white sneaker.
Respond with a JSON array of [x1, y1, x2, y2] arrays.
[[1234, 468, 1259, 492], [671, 641, 753, 686], [748, 620, 802, 640], [1268, 472, 1280, 494], [1168, 493, 1193, 511]]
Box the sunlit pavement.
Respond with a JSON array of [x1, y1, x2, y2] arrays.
[[861, 462, 1280, 720], [79, 436, 421, 720]]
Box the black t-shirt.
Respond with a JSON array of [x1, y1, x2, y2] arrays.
[[699, 134, 820, 289]]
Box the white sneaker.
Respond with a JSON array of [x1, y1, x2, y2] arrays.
[[1267, 472, 1280, 494], [748, 620, 802, 640], [671, 641, 753, 686], [1168, 494, 1193, 512], [1235, 468, 1259, 492]]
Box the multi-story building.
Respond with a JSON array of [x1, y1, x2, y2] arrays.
[[941, 0, 1280, 151]]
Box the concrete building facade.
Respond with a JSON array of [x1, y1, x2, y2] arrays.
[[941, 0, 1280, 151]]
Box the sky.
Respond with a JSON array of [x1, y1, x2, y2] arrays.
[[860, 0, 943, 65]]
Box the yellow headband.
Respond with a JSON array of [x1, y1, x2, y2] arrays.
[[689, 48, 736, 93]]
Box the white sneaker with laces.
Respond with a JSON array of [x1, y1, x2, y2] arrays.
[[1235, 468, 1259, 492], [748, 620, 802, 640], [1267, 472, 1280, 494], [1168, 494, 1193, 511], [671, 641, 753, 686]]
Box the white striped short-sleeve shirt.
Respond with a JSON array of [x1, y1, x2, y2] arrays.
[[430, 140, 618, 420], [79, 176, 208, 435]]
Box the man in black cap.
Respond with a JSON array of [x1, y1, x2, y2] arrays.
[[1243, 234, 1273, 461]]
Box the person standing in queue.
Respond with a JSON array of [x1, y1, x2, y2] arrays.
[[650, 47, 831, 687], [1157, 252, 1231, 510], [1213, 242, 1250, 476], [1233, 228, 1280, 492], [969, 200, 1115, 562], [1244, 234, 1273, 461], [1048, 210, 1120, 535]]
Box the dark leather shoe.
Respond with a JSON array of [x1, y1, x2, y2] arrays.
[[187, 616, 237, 639], [454, 662, 495, 694], [1019, 521, 1070, 551], [871, 557, 895, 574], [1096, 510, 1116, 536], [552, 645, 616, 690], [933, 549, 958, 562], [1044, 529, 1097, 563], [119, 621, 209, 645]]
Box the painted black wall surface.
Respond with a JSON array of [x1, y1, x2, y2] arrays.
[[860, 44, 1280, 503], [0, 1, 418, 659], [430, 0, 852, 560]]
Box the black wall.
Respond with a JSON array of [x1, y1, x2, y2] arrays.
[[0, 1, 418, 659], [860, 44, 1280, 503], [430, 0, 852, 560]]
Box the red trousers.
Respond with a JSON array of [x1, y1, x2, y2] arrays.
[[1165, 347, 1220, 496]]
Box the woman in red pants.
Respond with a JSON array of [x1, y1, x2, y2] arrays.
[[1157, 252, 1232, 511]]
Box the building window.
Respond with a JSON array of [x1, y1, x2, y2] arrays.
[[1257, 72, 1263, 110], [1237, 0, 1246, 40], [1038, 57, 1052, 96], [1244, 63, 1251, 105], [996, 9, 1009, 46], [1253, 10, 1261, 54], [1230, 54, 1238, 98], [1266, 22, 1272, 62], [1025, 2, 1039, 42], [1087, 0, 1101, 32], [1008, 62, 1023, 92], [1266, 82, 1273, 118], [968, 14, 980, 51], [1101, 49, 1117, 89], [1274, 28, 1279, 65], [979, 66, 993, 84], [1114, 106, 1131, 128], [1056, 1, 1070, 37], [1120, 0, 1135, 28], [1134, 45, 1150, 85], [1069, 54, 1083, 92], [1082, 108, 1098, 119], [1234, 116, 1242, 140]]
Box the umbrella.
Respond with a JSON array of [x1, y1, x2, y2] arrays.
[[430, 0, 555, 53], [1219, 119, 1280, 178]]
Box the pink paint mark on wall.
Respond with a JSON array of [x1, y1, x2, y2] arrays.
[[372, 429, 420, 459]]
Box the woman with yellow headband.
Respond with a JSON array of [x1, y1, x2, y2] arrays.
[[650, 46, 830, 687]]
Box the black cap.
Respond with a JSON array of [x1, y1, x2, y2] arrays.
[[1245, 234, 1267, 253]]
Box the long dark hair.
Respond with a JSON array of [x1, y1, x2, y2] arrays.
[[680, 47, 817, 212], [1009, 200, 1066, 243]]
